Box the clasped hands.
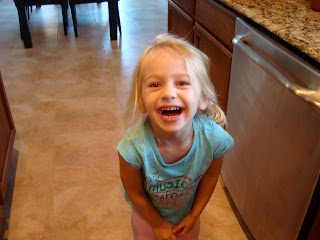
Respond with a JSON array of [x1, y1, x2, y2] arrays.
[[153, 213, 198, 240]]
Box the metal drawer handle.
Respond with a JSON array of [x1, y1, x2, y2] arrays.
[[232, 35, 320, 109]]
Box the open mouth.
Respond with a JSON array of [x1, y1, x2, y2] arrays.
[[160, 107, 182, 119]]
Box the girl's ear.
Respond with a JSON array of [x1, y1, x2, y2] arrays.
[[138, 100, 147, 113], [198, 95, 208, 111]]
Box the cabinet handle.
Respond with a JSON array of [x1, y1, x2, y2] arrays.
[[232, 35, 320, 109]]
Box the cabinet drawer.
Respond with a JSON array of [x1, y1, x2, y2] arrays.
[[168, 0, 194, 43], [194, 23, 232, 112], [195, 0, 238, 51], [172, 0, 195, 16]]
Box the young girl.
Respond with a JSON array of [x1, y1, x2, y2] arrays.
[[117, 34, 234, 240]]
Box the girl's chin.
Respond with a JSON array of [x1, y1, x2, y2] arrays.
[[158, 113, 182, 122], [152, 118, 193, 134]]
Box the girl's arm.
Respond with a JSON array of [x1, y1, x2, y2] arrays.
[[173, 156, 224, 237], [119, 153, 177, 240]]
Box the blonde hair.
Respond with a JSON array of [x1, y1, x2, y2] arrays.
[[123, 34, 226, 130]]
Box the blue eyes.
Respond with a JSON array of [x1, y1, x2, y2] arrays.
[[177, 82, 188, 86]]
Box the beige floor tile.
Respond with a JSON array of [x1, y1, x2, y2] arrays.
[[55, 87, 121, 122], [54, 166, 132, 240], [8, 148, 54, 240], [201, 222, 249, 240], [54, 129, 121, 171], [136, 20, 168, 34]]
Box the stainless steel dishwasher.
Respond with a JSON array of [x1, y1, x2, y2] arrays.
[[221, 18, 320, 240]]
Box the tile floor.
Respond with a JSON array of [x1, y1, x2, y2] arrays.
[[0, 0, 249, 239]]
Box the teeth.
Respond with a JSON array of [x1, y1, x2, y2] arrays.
[[161, 107, 180, 111], [163, 114, 179, 119]]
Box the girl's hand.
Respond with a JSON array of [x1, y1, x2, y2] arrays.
[[172, 213, 198, 237], [153, 220, 177, 240]]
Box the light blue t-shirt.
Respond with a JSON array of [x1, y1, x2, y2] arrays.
[[117, 116, 234, 225]]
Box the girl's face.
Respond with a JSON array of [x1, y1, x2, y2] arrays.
[[140, 50, 207, 137]]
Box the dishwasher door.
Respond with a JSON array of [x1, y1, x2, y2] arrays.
[[221, 18, 320, 240]]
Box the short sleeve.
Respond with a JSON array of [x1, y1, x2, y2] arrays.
[[212, 124, 234, 159], [117, 137, 142, 169]]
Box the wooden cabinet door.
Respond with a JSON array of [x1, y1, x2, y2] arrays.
[[0, 72, 15, 204], [195, 0, 237, 52], [172, 0, 195, 16], [168, 0, 194, 43], [194, 23, 232, 112]]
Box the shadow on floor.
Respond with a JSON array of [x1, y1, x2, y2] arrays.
[[0, 149, 19, 240], [223, 186, 256, 240]]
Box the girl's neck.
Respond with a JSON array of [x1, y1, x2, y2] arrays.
[[153, 124, 194, 164], [153, 123, 193, 146]]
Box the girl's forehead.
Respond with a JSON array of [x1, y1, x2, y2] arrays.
[[142, 49, 189, 72], [141, 52, 189, 80], [149, 49, 184, 62], [140, 50, 201, 87]]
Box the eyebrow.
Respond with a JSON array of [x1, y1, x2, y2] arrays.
[[145, 73, 190, 80]]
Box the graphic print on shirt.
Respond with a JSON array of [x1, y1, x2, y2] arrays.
[[145, 174, 203, 208]]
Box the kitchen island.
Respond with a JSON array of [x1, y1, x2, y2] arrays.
[[168, 1, 320, 239], [214, 1, 320, 239]]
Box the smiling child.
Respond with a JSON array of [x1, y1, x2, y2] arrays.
[[117, 34, 234, 240]]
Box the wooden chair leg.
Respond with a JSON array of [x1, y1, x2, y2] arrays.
[[61, 2, 68, 35], [70, 4, 78, 37], [25, 6, 30, 20], [108, 0, 118, 40], [17, 3, 33, 48], [116, 1, 121, 35]]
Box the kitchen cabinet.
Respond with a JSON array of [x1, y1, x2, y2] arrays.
[[172, 0, 195, 17], [168, 0, 194, 43], [195, 0, 237, 52], [194, 0, 238, 112], [194, 23, 232, 112], [0, 72, 16, 223]]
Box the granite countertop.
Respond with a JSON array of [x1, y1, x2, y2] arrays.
[[217, 0, 320, 64]]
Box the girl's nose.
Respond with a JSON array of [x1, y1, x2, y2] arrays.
[[161, 84, 176, 100]]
